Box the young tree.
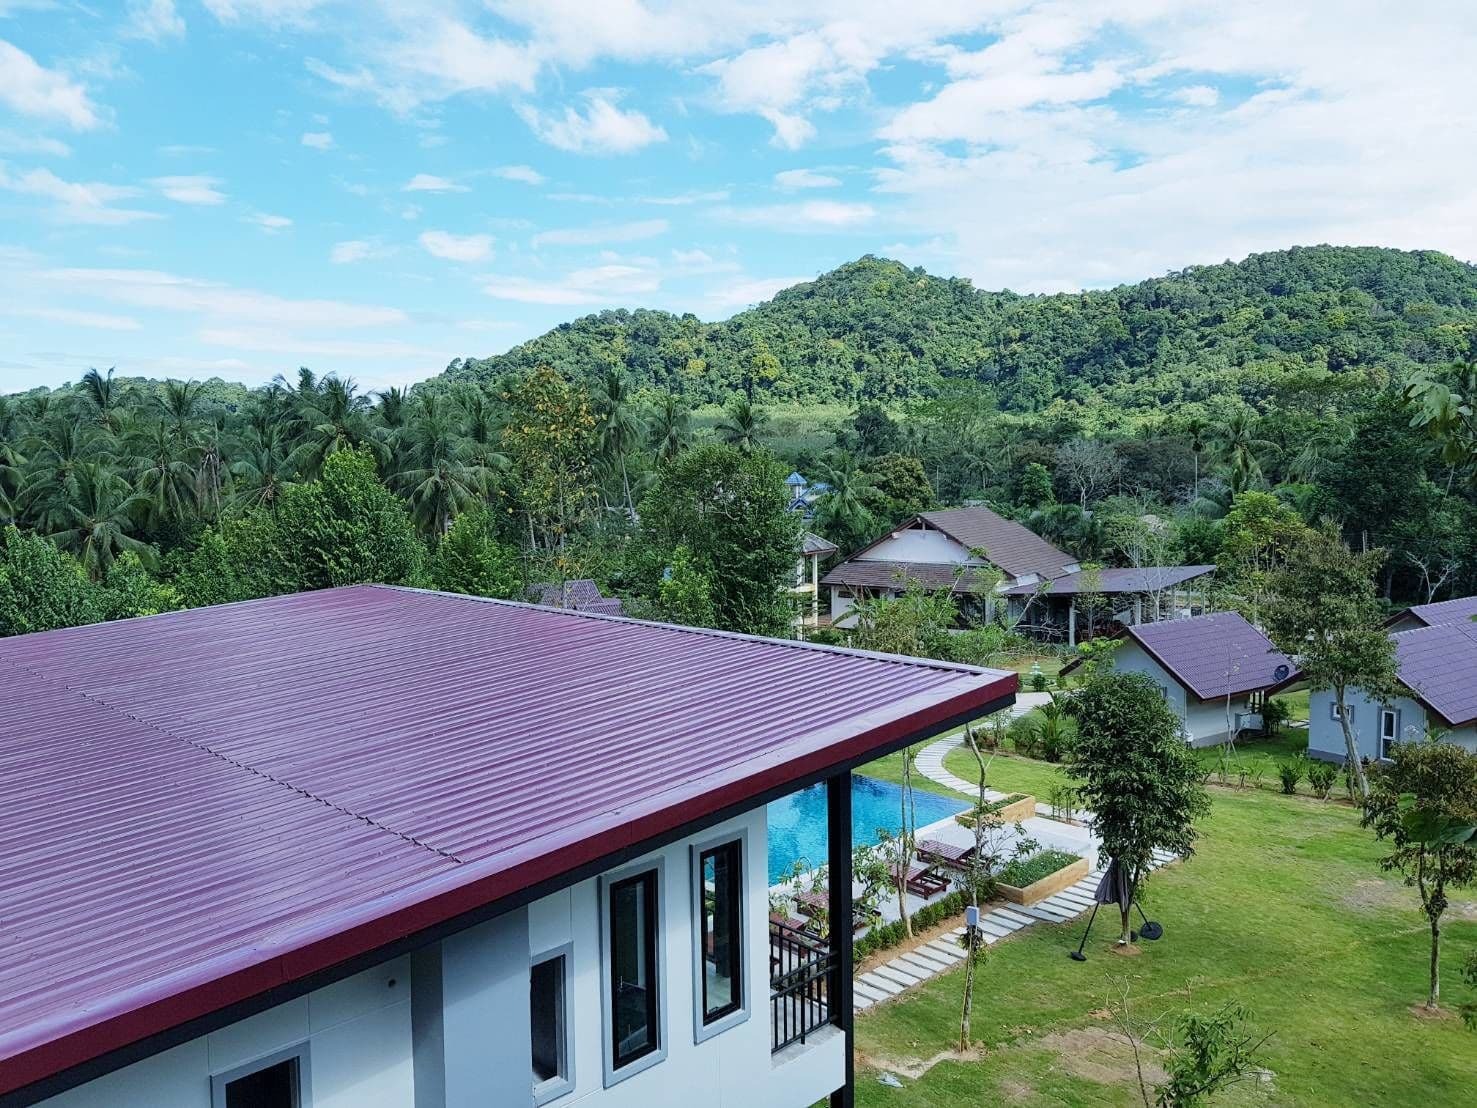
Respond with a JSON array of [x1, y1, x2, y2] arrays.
[[0, 525, 101, 636], [1070, 671, 1210, 945], [1263, 527, 1397, 799], [429, 504, 521, 599], [650, 544, 717, 628], [498, 366, 599, 549], [1361, 740, 1477, 1011]]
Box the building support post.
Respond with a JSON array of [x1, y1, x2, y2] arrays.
[[827, 770, 855, 1108], [1068, 597, 1077, 648]]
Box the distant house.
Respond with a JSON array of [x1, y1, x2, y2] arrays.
[[820, 506, 1213, 643], [526, 578, 626, 616], [1306, 618, 1477, 763], [793, 531, 838, 629], [1062, 611, 1297, 746], [1383, 593, 1477, 633], [784, 472, 830, 518]]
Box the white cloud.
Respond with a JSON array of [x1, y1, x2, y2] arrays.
[[196, 327, 439, 359], [202, 0, 325, 25], [6, 305, 142, 331], [125, 0, 186, 42], [481, 275, 597, 305], [492, 164, 545, 185], [1172, 84, 1220, 108], [705, 275, 807, 314], [418, 229, 494, 261], [245, 212, 292, 232], [532, 218, 668, 247], [0, 166, 157, 224], [403, 172, 467, 192], [329, 239, 392, 264], [300, 130, 334, 149], [518, 92, 666, 155], [717, 199, 875, 231], [0, 129, 70, 157], [774, 168, 841, 189], [481, 257, 662, 304], [150, 174, 227, 205], [0, 40, 102, 130]]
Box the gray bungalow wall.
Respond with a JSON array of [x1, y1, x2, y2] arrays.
[[1306, 687, 1477, 763], [1109, 639, 1260, 747]]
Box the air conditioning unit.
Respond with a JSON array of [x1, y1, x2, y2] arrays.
[[1234, 712, 1263, 732]]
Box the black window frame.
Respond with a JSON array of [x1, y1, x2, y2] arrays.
[[531, 945, 574, 1104], [607, 869, 662, 1073], [211, 1045, 310, 1108], [697, 840, 744, 1025]]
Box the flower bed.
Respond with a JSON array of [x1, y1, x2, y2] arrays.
[[996, 849, 1089, 906], [955, 793, 1036, 826]]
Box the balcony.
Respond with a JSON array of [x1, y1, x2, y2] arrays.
[[769, 918, 834, 1053]]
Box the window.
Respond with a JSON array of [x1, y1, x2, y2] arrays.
[[699, 841, 743, 1025], [212, 1047, 308, 1108], [1330, 702, 1355, 723], [609, 870, 661, 1072], [1380, 708, 1399, 760], [531, 948, 572, 1103]]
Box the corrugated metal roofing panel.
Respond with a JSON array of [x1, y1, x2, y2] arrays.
[[1127, 611, 1293, 701], [1394, 620, 1477, 726], [1002, 565, 1215, 596], [0, 585, 1014, 1097], [1401, 594, 1477, 629], [919, 507, 1075, 580]]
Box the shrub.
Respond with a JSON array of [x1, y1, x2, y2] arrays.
[[1307, 759, 1338, 799], [1048, 781, 1080, 821], [956, 794, 1028, 827], [997, 849, 1082, 888], [1030, 670, 1049, 692], [1260, 697, 1293, 735], [853, 890, 968, 962], [1277, 757, 1305, 795]]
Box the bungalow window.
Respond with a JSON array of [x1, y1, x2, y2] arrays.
[[1380, 708, 1400, 760], [698, 840, 743, 1026], [531, 947, 572, 1103], [212, 1047, 308, 1108], [1330, 702, 1354, 723], [609, 869, 661, 1072]]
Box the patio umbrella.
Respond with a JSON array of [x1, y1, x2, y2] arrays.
[[1069, 856, 1162, 961]]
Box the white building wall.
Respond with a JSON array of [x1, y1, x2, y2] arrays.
[[1109, 640, 1252, 746], [855, 528, 973, 564], [1306, 689, 1477, 762], [37, 808, 840, 1108]]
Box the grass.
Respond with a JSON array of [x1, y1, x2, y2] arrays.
[[942, 741, 1078, 801], [853, 760, 1477, 1107]]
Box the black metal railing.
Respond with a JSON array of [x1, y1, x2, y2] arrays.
[[770, 920, 834, 1052]]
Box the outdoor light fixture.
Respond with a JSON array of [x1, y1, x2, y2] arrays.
[[965, 904, 980, 929]]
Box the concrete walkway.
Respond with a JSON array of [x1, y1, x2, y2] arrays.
[[852, 847, 1179, 1012], [914, 729, 1069, 820]]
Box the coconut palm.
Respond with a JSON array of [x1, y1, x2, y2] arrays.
[[0, 396, 24, 522], [229, 425, 292, 513], [48, 462, 155, 581], [286, 374, 383, 479], [395, 395, 492, 536], [79, 366, 131, 434], [124, 420, 199, 531], [19, 417, 109, 533], [157, 379, 205, 451], [1212, 408, 1278, 495], [716, 396, 767, 453], [649, 392, 691, 463], [454, 385, 509, 477], [593, 369, 645, 519], [812, 453, 875, 553]]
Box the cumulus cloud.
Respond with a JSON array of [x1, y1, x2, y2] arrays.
[[150, 175, 227, 205], [518, 92, 666, 155], [125, 0, 186, 42], [403, 172, 467, 192], [0, 40, 102, 130], [245, 212, 292, 232], [418, 230, 494, 261], [492, 164, 545, 185], [300, 130, 334, 149], [0, 166, 157, 224], [717, 199, 875, 231], [774, 168, 841, 189], [329, 239, 392, 264]]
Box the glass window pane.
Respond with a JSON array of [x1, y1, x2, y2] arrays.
[[225, 1058, 298, 1108], [531, 956, 565, 1085], [699, 842, 742, 1023], [610, 872, 659, 1068]]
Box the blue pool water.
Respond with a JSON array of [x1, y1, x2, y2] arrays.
[[765, 776, 969, 884]]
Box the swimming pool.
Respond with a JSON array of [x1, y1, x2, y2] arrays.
[[765, 776, 969, 884]]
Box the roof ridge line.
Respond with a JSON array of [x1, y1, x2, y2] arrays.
[[0, 655, 462, 865]]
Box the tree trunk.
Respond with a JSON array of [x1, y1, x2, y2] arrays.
[[1335, 688, 1370, 798], [1428, 913, 1441, 1010], [1118, 905, 1133, 946]]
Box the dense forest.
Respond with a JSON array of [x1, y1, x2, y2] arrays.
[[5, 244, 1477, 645], [442, 246, 1477, 417]]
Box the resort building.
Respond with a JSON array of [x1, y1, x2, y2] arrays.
[[821, 506, 1212, 643], [1304, 618, 1477, 763], [793, 531, 839, 630], [1383, 593, 1477, 633], [1062, 611, 1296, 746], [0, 585, 1015, 1108]]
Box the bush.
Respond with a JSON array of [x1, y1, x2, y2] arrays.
[[1278, 757, 1305, 795], [1260, 697, 1293, 735], [853, 890, 967, 962], [997, 849, 1082, 888], [1008, 700, 1077, 762], [1307, 759, 1338, 799], [1030, 670, 1049, 692]]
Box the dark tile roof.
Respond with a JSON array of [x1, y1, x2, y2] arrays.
[[918, 507, 1075, 580], [0, 585, 1017, 1097], [801, 531, 839, 557], [526, 578, 625, 615], [1396, 594, 1477, 629], [1394, 620, 1477, 727], [1126, 611, 1294, 700], [821, 560, 996, 593], [1002, 565, 1215, 596]]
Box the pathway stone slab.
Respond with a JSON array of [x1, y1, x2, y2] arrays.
[[897, 951, 949, 975], [858, 971, 903, 996], [853, 980, 889, 1003], [874, 964, 924, 988]]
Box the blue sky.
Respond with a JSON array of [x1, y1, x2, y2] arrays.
[[2, 0, 1474, 392]]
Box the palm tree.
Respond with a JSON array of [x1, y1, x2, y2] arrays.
[[19, 417, 108, 533], [158, 379, 205, 450], [1026, 503, 1105, 561], [79, 366, 131, 433], [812, 453, 875, 553], [286, 374, 382, 479], [1212, 408, 1277, 495], [455, 385, 509, 477], [649, 392, 691, 463], [0, 396, 24, 523], [395, 395, 492, 536], [229, 425, 292, 513], [593, 369, 645, 519], [124, 420, 199, 531], [48, 461, 155, 581], [716, 396, 767, 453], [1179, 414, 1209, 500], [1405, 362, 1477, 491]]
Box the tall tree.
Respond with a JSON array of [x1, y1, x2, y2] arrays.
[[593, 368, 645, 519], [1263, 527, 1398, 798], [648, 392, 691, 463], [1069, 671, 1210, 945], [715, 396, 768, 454], [0, 525, 101, 635], [48, 462, 155, 582], [395, 395, 491, 537]]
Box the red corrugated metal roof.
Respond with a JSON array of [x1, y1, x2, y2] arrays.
[[0, 585, 1014, 1098]]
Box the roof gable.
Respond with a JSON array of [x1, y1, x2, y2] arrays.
[[1126, 611, 1293, 700], [1399, 594, 1477, 629], [1393, 620, 1477, 727], [918, 507, 1075, 580]]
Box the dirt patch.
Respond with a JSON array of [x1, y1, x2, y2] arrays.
[[1036, 1026, 1167, 1088], [997, 1076, 1036, 1102], [1450, 898, 1477, 922], [1109, 943, 1143, 957], [1344, 878, 1406, 914], [1408, 1003, 1459, 1023], [858, 1047, 982, 1082]]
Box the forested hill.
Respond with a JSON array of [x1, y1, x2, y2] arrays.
[[442, 246, 1477, 413]]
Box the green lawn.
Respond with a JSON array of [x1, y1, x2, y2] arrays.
[[940, 742, 1078, 801], [853, 773, 1477, 1107]]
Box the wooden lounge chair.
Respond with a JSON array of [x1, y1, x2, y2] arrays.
[[917, 838, 978, 871], [894, 862, 950, 898], [794, 889, 878, 935]]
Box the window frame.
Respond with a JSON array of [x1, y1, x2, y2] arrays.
[[531, 942, 575, 1105], [690, 829, 751, 1043], [210, 1044, 311, 1108], [1330, 702, 1355, 723], [599, 858, 667, 1087], [1379, 707, 1400, 760]]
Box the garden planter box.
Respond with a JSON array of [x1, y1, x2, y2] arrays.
[[956, 794, 1036, 827], [997, 855, 1090, 906]]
